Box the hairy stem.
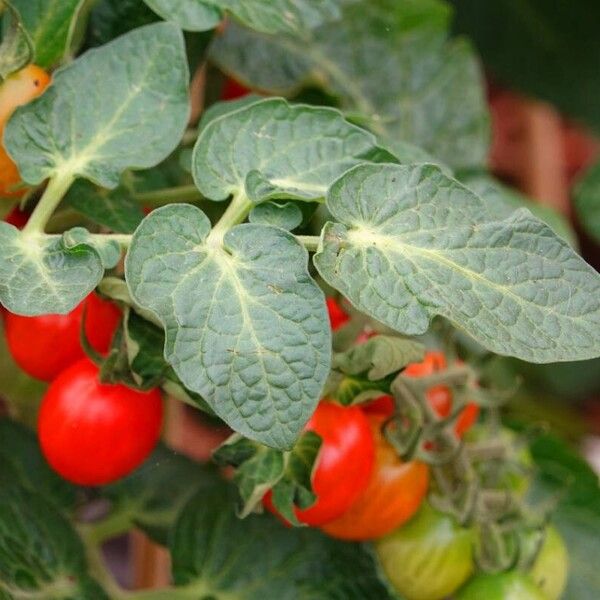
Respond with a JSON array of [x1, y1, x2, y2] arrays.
[[23, 174, 75, 234], [133, 185, 204, 206], [90, 233, 133, 249], [295, 235, 320, 252], [207, 191, 252, 248]]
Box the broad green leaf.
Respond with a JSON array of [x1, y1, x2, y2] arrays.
[[4, 22, 190, 188], [0, 419, 77, 509], [529, 433, 600, 599], [193, 97, 393, 203], [213, 431, 321, 522], [145, 0, 343, 34], [0, 0, 33, 79], [324, 371, 389, 407], [463, 172, 578, 247], [314, 164, 600, 363], [8, 0, 84, 68], [198, 95, 264, 131], [333, 335, 424, 380], [0, 223, 105, 315], [170, 481, 396, 599], [65, 180, 145, 234], [62, 227, 120, 269], [0, 483, 108, 600], [102, 444, 219, 544], [574, 160, 600, 244], [125, 204, 331, 449], [211, 0, 489, 170], [249, 201, 303, 231]]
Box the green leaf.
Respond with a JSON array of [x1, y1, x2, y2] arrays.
[[170, 480, 396, 599], [7, 0, 83, 68], [125, 204, 331, 449], [65, 179, 145, 234], [574, 160, 600, 244], [0, 223, 105, 315], [529, 433, 600, 599], [333, 334, 425, 380], [88, 0, 158, 46], [0, 483, 108, 600], [213, 431, 321, 522], [249, 201, 303, 231], [314, 163, 600, 363], [4, 22, 190, 188], [0, 419, 77, 509], [0, 0, 33, 79], [463, 172, 578, 247], [210, 0, 490, 170], [61, 227, 120, 269], [144, 0, 343, 34], [102, 444, 219, 544], [198, 95, 265, 131], [193, 97, 393, 203], [324, 371, 389, 407]]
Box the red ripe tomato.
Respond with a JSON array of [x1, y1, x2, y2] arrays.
[[404, 352, 479, 437], [264, 400, 375, 526], [5, 292, 121, 381], [0, 65, 51, 197], [4, 206, 29, 228], [221, 77, 251, 100], [321, 414, 429, 540], [326, 297, 350, 330], [38, 358, 163, 485]]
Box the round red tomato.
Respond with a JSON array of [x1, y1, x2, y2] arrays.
[[321, 414, 428, 540], [326, 297, 350, 330], [405, 352, 479, 437], [264, 400, 375, 526], [4, 206, 29, 228], [221, 77, 251, 100], [38, 358, 163, 485], [5, 292, 121, 381], [0, 65, 51, 198]]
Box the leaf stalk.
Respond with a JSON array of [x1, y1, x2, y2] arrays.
[[23, 174, 75, 234]]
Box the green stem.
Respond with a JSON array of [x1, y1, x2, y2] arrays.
[[90, 233, 132, 249], [207, 191, 252, 248], [23, 174, 75, 234], [133, 185, 204, 206], [80, 510, 133, 545], [295, 235, 320, 252], [182, 128, 199, 146]]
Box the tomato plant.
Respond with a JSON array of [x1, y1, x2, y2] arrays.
[[0, 1, 596, 598], [456, 571, 548, 599], [375, 503, 475, 600], [321, 413, 428, 540], [4, 292, 121, 381], [264, 400, 374, 526], [38, 358, 163, 485]]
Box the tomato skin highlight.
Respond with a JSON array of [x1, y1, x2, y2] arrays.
[[5, 292, 121, 381], [264, 400, 375, 526], [0, 65, 51, 197], [321, 414, 428, 540], [326, 297, 350, 330], [375, 503, 474, 600], [38, 358, 163, 485], [456, 571, 549, 600], [529, 526, 568, 600]]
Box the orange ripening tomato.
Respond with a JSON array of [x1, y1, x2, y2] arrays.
[[0, 65, 51, 198], [264, 400, 375, 526], [326, 297, 350, 330], [321, 414, 429, 540]]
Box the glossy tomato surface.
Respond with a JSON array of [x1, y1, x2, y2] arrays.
[[375, 503, 474, 600], [5, 292, 121, 381], [326, 297, 350, 330], [0, 65, 50, 197], [264, 400, 375, 526], [38, 358, 163, 485], [321, 414, 428, 540], [529, 526, 568, 600], [456, 572, 549, 600]]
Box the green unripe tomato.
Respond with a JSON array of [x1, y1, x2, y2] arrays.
[[456, 571, 549, 599], [374, 503, 474, 600], [529, 526, 568, 600]]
